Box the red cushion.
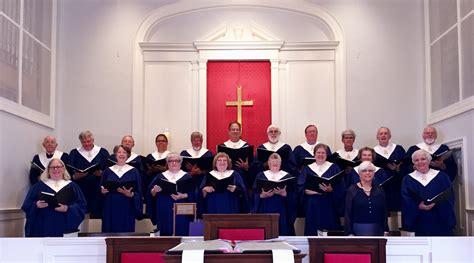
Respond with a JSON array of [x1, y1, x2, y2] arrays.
[[218, 228, 265, 242], [324, 253, 371, 263], [121, 252, 165, 263]]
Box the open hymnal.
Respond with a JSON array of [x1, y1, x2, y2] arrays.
[[304, 170, 345, 193], [166, 239, 300, 254], [409, 187, 452, 205], [432, 149, 454, 161], [374, 154, 404, 170], [256, 177, 296, 192], [204, 174, 235, 193], [67, 163, 100, 173], [102, 180, 138, 193], [154, 178, 195, 195], [217, 145, 254, 166], [30, 162, 45, 172], [256, 147, 291, 163], [327, 153, 361, 169], [106, 158, 142, 170], [37, 186, 75, 207], [181, 156, 213, 171], [144, 157, 167, 167]]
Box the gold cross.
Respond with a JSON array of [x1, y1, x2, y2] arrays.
[[225, 85, 254, 124]]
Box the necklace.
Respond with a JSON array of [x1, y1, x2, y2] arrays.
[[358, 183, 372, 192]]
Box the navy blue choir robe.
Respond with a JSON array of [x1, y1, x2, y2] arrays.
[[22, 181, 86, 237], [100, 165, 142, 232], [374, 143, 407, 211], [146, 171, 196, 236], [110, 153, 146, 202], [298, 162, 344, 235], [405, 143, 457, 181], [401, 169, 455, 236], [199, 170, 248, 214], [293, 142, 332, 171], [144, 150, 170, 196], [254, 143, 298, 177], [252, 170, 297, 236], [68, 146, 110, 217], [345, 184, 388, 236], [29, 151, 69, 186], [180, 148, 214, 191], [347, 165, 388, 189]]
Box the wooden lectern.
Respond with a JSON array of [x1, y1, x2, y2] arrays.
[[105, 237, 181, 263]]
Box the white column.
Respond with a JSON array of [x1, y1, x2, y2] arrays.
[[198, 59, 208, 145]]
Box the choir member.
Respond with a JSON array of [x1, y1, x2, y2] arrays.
[[200, 152, 248, 214], [147, 153, 196, 236], [345, 161, 388, 236], [293, 124, 331, 170], [100, 145, 142, 232], [347, 147, 388, 188], [68, 130, 110, 218], [180, 131, 214, 189], [298, 143, 344, 235], [22, 158, 86, 237], [145, 133, 170, 189], [255, 124, 297, 177], [373, 127, 406, 212], [253, 153, 297, 236], [335, 129, 358, 163], [401, 149, 456, 236], [29, 136, 69, 186], [405, 126, 457, 181]]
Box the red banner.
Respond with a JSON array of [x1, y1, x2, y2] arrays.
[[206, 61, 271, 153]]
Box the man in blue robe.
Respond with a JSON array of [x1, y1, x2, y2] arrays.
[[293, 124, 332, 171], [29, 136, 69, 186]]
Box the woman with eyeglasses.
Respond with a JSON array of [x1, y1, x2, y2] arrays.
[[145, 134, 170, 193], [21, 158, 87, 237], [344, 161, 389, 236], [147, 153, 195, 236], [346, 147, 388, 188]]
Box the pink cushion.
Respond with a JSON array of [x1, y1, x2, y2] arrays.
[[324, 253, 371, 263], [121, 252, 165, 263], [218, 228, 265, 242]]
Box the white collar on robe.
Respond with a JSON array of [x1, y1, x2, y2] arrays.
[[126, 152, 139, 163], [152, 150, 170, 160], [354, 164, 380, 175], [308, 161, 332, 176], [416, 142, 441, 154], [264, 170, 287, 182], [209, 170, 234, 179], [409, 168, 439, 186], [374, 143, 396, 158], [336, 148, 358, 161], [44, 179, 71, 192], [38, 150, 64, 167], [110, 164, 134, 178], [77, 145, 101, 162], [185, 148, 209, 158], [162, 170, 186, 183], [299, 141, 320, 155], [263, 141, 284, 151], [224, 139, 247, 149]]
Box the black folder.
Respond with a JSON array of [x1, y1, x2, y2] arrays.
[[144, 157, 167, 167], [409, 187, 452, 205], [30, 162, 45, 172], [66, 163, 100, 173], [205, 174, 235, 193], [432, 149, 454, 161], [106, 158, 142, 170], [302, 157, 315, 166], [38, 186, 75, 207], [304, 170, 345, 193], [256, 147, 290, 163], [181, 156, 213, 171], [256, 177, 296, 192], [379, 175, 395, 187], [217, 145, 254, 166], [102, 180, 138, 192], [327, 153, 360, 169], [154, 178, 195, 195], [374, 154, 404, 170]]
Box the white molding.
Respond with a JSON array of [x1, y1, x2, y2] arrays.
[[281, 41, 340, 51], [427, 97, 474, 124], [194, 41, 284, 50]]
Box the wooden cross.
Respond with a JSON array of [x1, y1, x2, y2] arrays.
[[225, 85, 254, 125]]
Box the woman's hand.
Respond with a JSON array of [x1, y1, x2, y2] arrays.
[[305, 189, 321, 195], [100, 186, 109, 195], [419, 202, 435, 211], [150, 185, 162, 197], [319, 183, 333, 192], [260, 189, 274, 198], [36, 200, 48, 208], [202, 186, 215, 198], [274, 186, 287, 197], [171, 192, 188, 201], [227, 185, 237, 193], [235, 158, 249, 171], [118, 186, 134, 198], [55, 203, 68, 212]]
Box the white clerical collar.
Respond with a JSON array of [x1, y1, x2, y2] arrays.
[[263, 141, 284, 151], [162, 170, 186, 183], [264, 170, 287, 182], [336, 148, 358, 161], [374, 143, 396, 158], [354, 164, 380, 175], [126, 152, 139, 163], [185, 148, 208, 158], [210, 170, 234, 179], [308, 161, 331, 176], [300, 141, 320, 155], [44, 179, 71, 192], [224, 139, 247, 149], [110, 164, 134, 178], [416, 142, 441, 154], [77, 145, 101, 163], [409, 168, 439, 186], [152, 150, 170, 160], [39, 150, 64, 167]]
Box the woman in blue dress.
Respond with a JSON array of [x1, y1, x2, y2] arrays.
[[347, 147, 388, 188], [22, 158, 86, 237], [100, 145, 142, 232]]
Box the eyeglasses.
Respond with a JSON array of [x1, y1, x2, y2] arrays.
[[50, 166, 64, 170], [360, 169, 374, 173], [168, 160, 180, 163]]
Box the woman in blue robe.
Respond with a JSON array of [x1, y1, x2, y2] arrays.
[[298, 143, 345, 235], [401, 149, 455, 236], [347, 147, 388, 188], [22, 158, 86, 237], [345, 161, 389, 236], [68, 130, 110, 218], [101, 145, 142, 233], [147, 153, 196, 236], [200, 152, 248, 214], [253, 153, 297, 236]]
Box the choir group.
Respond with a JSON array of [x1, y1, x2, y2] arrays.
[[22, 122, 457, 238]]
